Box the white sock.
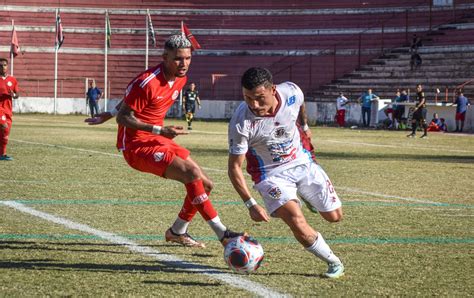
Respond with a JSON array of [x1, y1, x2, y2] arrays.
[[171, 217, 190, 235], [305, 232, 341, 265], [207, 216, 227, 239]]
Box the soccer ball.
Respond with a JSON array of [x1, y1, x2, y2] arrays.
[[223, 236, 264, 274]]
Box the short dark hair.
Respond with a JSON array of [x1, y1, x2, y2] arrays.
[[241, 67, 273, 90], [0, 58, 8, 64]]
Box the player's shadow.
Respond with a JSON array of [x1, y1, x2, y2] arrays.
[[0, 241, 229, 275], [0, 240, 132, 255]]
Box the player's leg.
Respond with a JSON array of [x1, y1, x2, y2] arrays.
[[273, 200, 344, 278], [420, 108, 428, 138], [408, 111, 418, 137], [173, 156, 213, 234], [255, 165, 344, 278], [165, 155, 244, 245], [0, 115, 12, 160]]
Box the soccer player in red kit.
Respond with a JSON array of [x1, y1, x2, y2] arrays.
[[88, 35, 244, 248], [0, 58, 19, 161]]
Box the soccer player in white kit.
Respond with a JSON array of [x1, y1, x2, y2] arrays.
[[228, 67, 345, 278]]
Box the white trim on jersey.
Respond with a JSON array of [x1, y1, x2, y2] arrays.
[[139, 67, 161, 89]]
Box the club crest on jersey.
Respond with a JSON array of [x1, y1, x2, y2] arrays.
[[172, 90, 179, 100], [268, 186, 282, 199], [153, 152, 165, 162], [7, 81, 12, 87], [287, 95, 296, 106], [273, 127, 286, 138]]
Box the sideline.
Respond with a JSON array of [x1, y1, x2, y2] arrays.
[[1, 200, 288, 298]]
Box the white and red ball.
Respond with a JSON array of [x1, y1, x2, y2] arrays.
[[223, 236, 264, 274]]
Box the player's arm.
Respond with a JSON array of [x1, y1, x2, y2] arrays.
[[298, 103, 311, 138], [196, 95, 201, 109], [181, 94, 186, 111], [228, 153, 270, 222], [415, 94, 425, 111], [116, 102, 186, 139]]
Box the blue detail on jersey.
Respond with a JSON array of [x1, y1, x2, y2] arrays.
[[287, 95, 296, 106], [247, 147, 267, 183]]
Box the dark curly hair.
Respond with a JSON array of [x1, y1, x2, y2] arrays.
[[241, 67, 273, 90]]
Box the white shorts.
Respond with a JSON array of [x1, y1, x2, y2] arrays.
[[253, 162, 342, 216]]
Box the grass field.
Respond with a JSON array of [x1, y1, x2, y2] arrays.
[[1, 114, 473, 296]]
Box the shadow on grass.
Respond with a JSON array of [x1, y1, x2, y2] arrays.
[[143, 280, 221, 287], [0, 241, 228, 276], [318, 151, 474, 163]]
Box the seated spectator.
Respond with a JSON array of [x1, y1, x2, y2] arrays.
[[427, 113, 444, 132], [439, 118, 448, 132]]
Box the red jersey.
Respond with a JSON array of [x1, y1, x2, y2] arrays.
[[117, 63, 187, 151], [0, 76, 19, 116]]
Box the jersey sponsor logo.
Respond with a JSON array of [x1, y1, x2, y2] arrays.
[[268, 186, 282, 199], [268, 141, 296, 162], [156, 96, 164, 100], [172, 90, 179, 100], [192, 193, 209, 204], [287, 95, 296, 106], [153, 152, 165, 162]]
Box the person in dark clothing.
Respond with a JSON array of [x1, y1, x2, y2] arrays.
[[407, 84, 428, 138]]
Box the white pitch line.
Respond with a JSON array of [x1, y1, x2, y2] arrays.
[[1, 201, 288, 298], [338, 186, 439, 204], [12, 139, 122, 157], [323, 139, 474, 154]]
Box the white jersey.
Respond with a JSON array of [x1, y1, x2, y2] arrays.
[[336, 96, 348, 110], [228, 82, 313, 183]]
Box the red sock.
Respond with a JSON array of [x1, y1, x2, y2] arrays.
[[184, 179, 217, 221], [178, 195, 198, 222]]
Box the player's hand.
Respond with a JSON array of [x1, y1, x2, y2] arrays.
[[304, 129, 312, 139], [249, 205, 270, 222], [160, 125, 189, 139], [84, 112, 113, 125], [198, 105, 202, 110]]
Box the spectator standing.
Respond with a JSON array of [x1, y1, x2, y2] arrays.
[[335, 92, 349, 127], [453, 90, 471, 132], [393, 89, 409, 129], [358, 88, 379, 127], [86, 80, 103, 117], [0, 58, 19, 161]]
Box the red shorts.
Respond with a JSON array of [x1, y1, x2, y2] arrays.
[[122, 137, 190, 177], [455, 112, 466, 121]]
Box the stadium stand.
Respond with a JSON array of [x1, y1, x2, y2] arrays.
[[0, 0, 473, 107]]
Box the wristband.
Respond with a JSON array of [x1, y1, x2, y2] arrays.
[[303, 124, 309, 131], [244, 197, 258, 209], [152, 125, 162, 135], [109, 107, 119, 116]]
